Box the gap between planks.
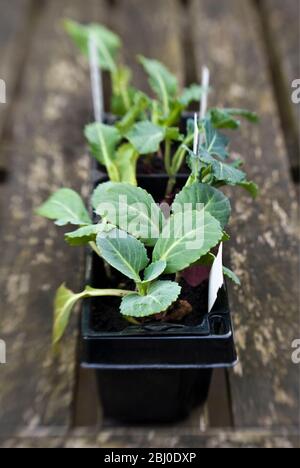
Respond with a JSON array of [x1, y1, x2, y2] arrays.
[[252, 0, 300, 185], [0, 0, 47, 181]]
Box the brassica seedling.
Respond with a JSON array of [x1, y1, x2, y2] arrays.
[[64, 21, 209, 186], [36, 181, 239, 345], [64, 19, 137, 116], [65, 20, 259, 193], [185, 115, 259, 197]]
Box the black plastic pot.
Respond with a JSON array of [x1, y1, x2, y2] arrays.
[[81, 174, 238, 423], [81, 256, 237, 423]]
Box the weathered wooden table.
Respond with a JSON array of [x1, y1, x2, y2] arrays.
[[0, 0, 299, 448]]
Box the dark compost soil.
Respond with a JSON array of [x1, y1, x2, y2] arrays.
[[90, 256, 209, 333]]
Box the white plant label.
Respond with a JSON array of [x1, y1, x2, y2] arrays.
[[88, 34, 104, 123], [208, 243, 224, 313], [200, 66, 210, 119], [193, 113, 199, 154]]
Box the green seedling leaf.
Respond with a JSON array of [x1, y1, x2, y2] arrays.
[[222, 231, 231, 242], [163, 101, 184, 127], [203, 119, 230, 160], [91, 181, 113, 210], [200, 152, 247, 185], [151, 99, 163, 125], [65, 223, 114, 246], [53, 284, 83, 345], [97, 228, 149, 282], [53, 284, 131, 345], [143, 260, 167, 283], [36, 189, 91, 226], [111, 66, 140, 116], [85, 123, 121, 181], [173, 183, 231, 229], [231, 158, 244, 169], [185, 145, 204, 184], [111, 86, 138, 116], [165, 127, 182, 142], [180, 85, 205, 107], [189, 148, 257, 198], [186, 119, 258, 196], [112, 65, 132, 98], [153, 210, 223, 274], [64, 19, 121, 71], [210, 108, 259, 129], [238, 180, 259, 198], [126, 121, 166, 155], [115, 143, 139, 185], [92, 182, 163, 246], [116, 92, 150, 134], [223, 267, 241, 286], [120, 281, 181, 318], [139, 56, 178, 114]]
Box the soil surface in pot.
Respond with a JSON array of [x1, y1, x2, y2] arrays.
[[137, 153, 190, 175], [90, 257, 209, 333]]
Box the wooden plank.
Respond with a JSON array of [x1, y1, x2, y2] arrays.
[[262, 0, 300, 98], [256, 0, 300, 181], [190, 0, 300, 428], [0, 0, 34, 174], [0, 0, 32, 130], [207, 370, 233, 428], [0, 0, 111, 436], [106, 0, 185, 90], [0, 429, 299, 448], [108, 0, 184, 90]]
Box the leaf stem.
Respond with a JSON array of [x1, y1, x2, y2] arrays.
[[165, 133, 194, 198], [165, 176, 176, 198], [89, 241, 101, 257], [121, 87, 131, 112], [185, 174, 196, 187], [137, 283, 148, 296], [84, 288, 132, 299], [124, 316, 140, 325], [171, 133, 194, 175], [164, 139, 172, 174]]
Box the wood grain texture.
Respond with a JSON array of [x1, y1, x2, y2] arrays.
[[0, 428, 299, 448], [0, 0, 110, 436], [0, 0, 34, 168], [263, 0, 300, 93], [0, 0, 299, 445], [256, 0, 300, 179], [190, 0, 300, 429], [106, 0, 185, 91]]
